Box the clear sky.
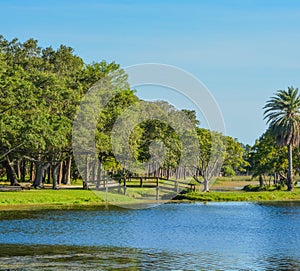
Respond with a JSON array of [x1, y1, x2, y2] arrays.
[[1, 0, 300, 145]]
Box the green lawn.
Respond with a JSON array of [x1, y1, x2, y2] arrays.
[[0, 178, 300, 211], [176, 188, 300, 202], [0, 189, 104, 208], [0, 188, 168, 210]]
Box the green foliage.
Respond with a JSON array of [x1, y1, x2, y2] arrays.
[[222, 166, 236, 177], [195, 128, 226, 190], [263, 86, 300, 191], [0, 34, 255, 193], [250, 132, 288, 178], [181, 109, 199, 126], [0, 36, 81, 160], [0, 35, 137, 187], [133, 118, 181, 169], [221, 136, 249, 176], [95, 89, 139, 164], [264, 86, 300, 147]]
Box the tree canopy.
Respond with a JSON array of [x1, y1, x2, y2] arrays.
[[0, 35, 249, 193]]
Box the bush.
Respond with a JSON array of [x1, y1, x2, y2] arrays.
[[242, 184, 286, 192], [243, 184, 259, 191]]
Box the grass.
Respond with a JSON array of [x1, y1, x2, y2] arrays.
[[0, 176, 300, 211], [0, 187, 299, 211], [176, 188, 300, 202], [0, 189, 104, 208], [0, 187, 173, 210], [214, 175, 257, 183], [180, 176, 300, 201]]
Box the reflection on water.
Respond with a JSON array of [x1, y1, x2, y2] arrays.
[[0, 202, 300, 270], [1, 244, 300, 271]]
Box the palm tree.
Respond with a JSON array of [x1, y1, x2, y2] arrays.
[[263, 86, 300, 191]]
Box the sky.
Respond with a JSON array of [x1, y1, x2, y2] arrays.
[[1, 0, 300, 145]]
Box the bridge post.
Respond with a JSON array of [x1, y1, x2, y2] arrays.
[[118, 181, 121, 194], [84, 154, 89, 189], [156, 177, 159, 200], [123, 177, 127, 195], [140, 177, 143, 187], [175, 180, 179, 193], [105, 178, 108, 202]]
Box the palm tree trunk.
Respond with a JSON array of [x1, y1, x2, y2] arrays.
[[287, 144, 294, 191]]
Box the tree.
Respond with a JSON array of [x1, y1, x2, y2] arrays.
[[0, 48, 33, 185], [263, 86, 300, 191], [0, 36, 84, 187], [250, 132, 288, 186], [196, 128, 225, 192], [221, 136, 249, 177], [181, 109, 199, 126]]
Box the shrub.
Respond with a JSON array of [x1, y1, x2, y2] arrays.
[[243, 184, 286, 192]]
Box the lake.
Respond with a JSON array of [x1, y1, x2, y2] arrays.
[[0, 201, 300, 270]]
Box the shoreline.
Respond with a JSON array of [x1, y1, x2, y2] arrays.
[[0, 179, 299, 212], [0, 188, 299, 211], [1, 199, 300, 212]]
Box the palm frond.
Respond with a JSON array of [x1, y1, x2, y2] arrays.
[[263, 86, 300, 147]]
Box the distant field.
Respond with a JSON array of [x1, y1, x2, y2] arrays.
[[211, 176, 258, 191]]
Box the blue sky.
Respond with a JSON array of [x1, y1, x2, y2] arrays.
[[1, 0, 300, 144]]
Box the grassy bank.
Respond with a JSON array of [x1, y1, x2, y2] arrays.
[[176, 188, 300, 202], [0, 190, 105, 210], [0, 188, 173, 210], [0, 187, 299, 211], [0, 177, 299, 211]]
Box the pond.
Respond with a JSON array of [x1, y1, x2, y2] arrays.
[[0, 201, 300, 270]]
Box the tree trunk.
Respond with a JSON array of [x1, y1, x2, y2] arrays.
[[92, 161, 96, 185], [83, 155, 89, 189], [52, 163, 60, 190], [65, 156, 72, 185], [273, 173, 277, 185], [33, 162, 49, 188], [287, 144, 294, 191], [58, 161, 63, 185], [34, 162, 43, 188], [15, 160, 21, 179], [202, 178, 209, 192], [97, 158, 102, 189], [21, 159, 26, 182], [30, 162, 35, 182], [2, 158, 19, 186], [175, 167, 179, 179], [259, 175, 264, 187], [61, 160, 67, 184], [47, 166, 51, 184]]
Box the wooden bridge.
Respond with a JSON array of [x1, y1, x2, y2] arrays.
[[89, 176, 193, 200]]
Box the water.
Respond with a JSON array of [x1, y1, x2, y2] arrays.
[[0, 202, 300, 270]]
